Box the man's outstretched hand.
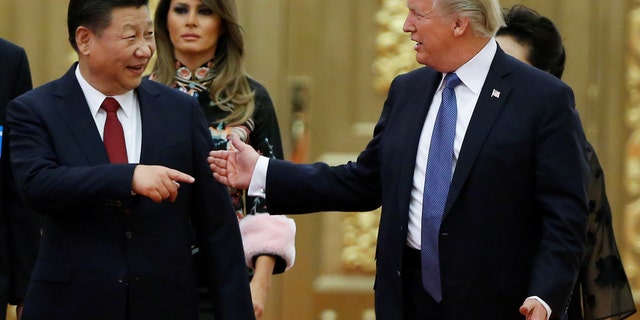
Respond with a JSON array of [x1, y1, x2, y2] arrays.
[[519, 298, 548, 320], [208, 134, 260, 189]]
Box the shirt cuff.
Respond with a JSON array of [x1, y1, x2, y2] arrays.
[[248, 155, 269, 198], [526, 296, 551, 320]]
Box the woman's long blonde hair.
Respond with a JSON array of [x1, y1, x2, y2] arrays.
[[152, 0, 254, 126]]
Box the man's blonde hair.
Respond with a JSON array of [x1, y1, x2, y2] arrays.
[[436, 0, 505, 37]]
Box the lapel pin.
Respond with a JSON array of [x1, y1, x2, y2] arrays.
[[491, 89, 501, 99]]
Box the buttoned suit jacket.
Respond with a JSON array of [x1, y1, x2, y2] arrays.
[[7, 64, 254, 320], [0, 38, 35, 318], [263, 47, 589, 319]]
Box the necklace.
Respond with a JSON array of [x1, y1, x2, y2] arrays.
[[174, 60, 215, 98]]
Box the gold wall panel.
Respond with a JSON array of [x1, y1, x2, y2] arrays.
[[627, 5, 640, 302], [341, 210, 380, 274]]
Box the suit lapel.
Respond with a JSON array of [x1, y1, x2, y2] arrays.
[[395, 69, 441, 219], [53, 65, 110, 165], [403, 70, 441, 166], [52, 68, 172, 165], [136, 80, 166, 164], [444, 50, 513, 216]]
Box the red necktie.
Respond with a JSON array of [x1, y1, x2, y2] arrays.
[[101, 97, 128, 163]]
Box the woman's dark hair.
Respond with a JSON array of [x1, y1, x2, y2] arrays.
[[67, 0, 149, 51], [496, 5, 566, 79]]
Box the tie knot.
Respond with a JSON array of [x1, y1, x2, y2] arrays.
[[101, 97, 120, 113], [443, 73, 461, 89]]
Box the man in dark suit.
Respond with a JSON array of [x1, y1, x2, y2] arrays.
[[7, 1, 254, 319], [209, 0, 589, 319], [0, 37, 35, 320]]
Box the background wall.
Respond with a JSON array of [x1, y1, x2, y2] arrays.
[[0, 0, 636, 319]]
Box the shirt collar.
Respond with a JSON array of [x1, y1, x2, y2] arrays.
[[444, 39, 497, 95], [75, 65, 136, 118]]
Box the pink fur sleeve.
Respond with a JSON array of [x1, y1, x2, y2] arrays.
[[239, 213, 296, 271]]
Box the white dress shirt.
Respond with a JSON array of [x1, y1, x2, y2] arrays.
[[75, 66, 143, 163], [405, 39, 496, 250]]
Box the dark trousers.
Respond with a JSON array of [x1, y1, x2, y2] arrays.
[[403, 246, 442, 320]]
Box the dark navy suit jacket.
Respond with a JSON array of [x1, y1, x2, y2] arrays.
[[7, 65, 254, 320], [0, 38, 35, 317], [263, 47, 589, 319]]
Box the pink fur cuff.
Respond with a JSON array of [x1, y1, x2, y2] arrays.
[[239, 214, 296, 271]]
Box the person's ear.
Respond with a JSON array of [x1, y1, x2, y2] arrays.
[[76, 26, 93, 56], [453, 16, 470, 36]]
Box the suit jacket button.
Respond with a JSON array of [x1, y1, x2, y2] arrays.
[[125, 231, 133, 239]]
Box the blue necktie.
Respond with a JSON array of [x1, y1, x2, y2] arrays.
[[421, 73, 461, 302]]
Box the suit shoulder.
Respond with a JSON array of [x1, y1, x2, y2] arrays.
[[0, 38, 26, 58], [502, 54, 570, 91], [140, 77, 175, 93], [11, 78, 58, 104], [385, 67, 439, 95], [395, 67, 435, 81], [139, 78, 199, 104], [389, 67, 438, 89]]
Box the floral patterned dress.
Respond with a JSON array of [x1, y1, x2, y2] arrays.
[[565, 142, 635, 320], [159, 61, 294, 271]]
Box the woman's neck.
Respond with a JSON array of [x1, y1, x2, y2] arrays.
[[174, 52, 214, 72]]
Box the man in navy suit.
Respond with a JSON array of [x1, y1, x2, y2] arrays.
[[209, 0, 589, 319], [7, 1, 254, 319], [0, 37, 35, 320]]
